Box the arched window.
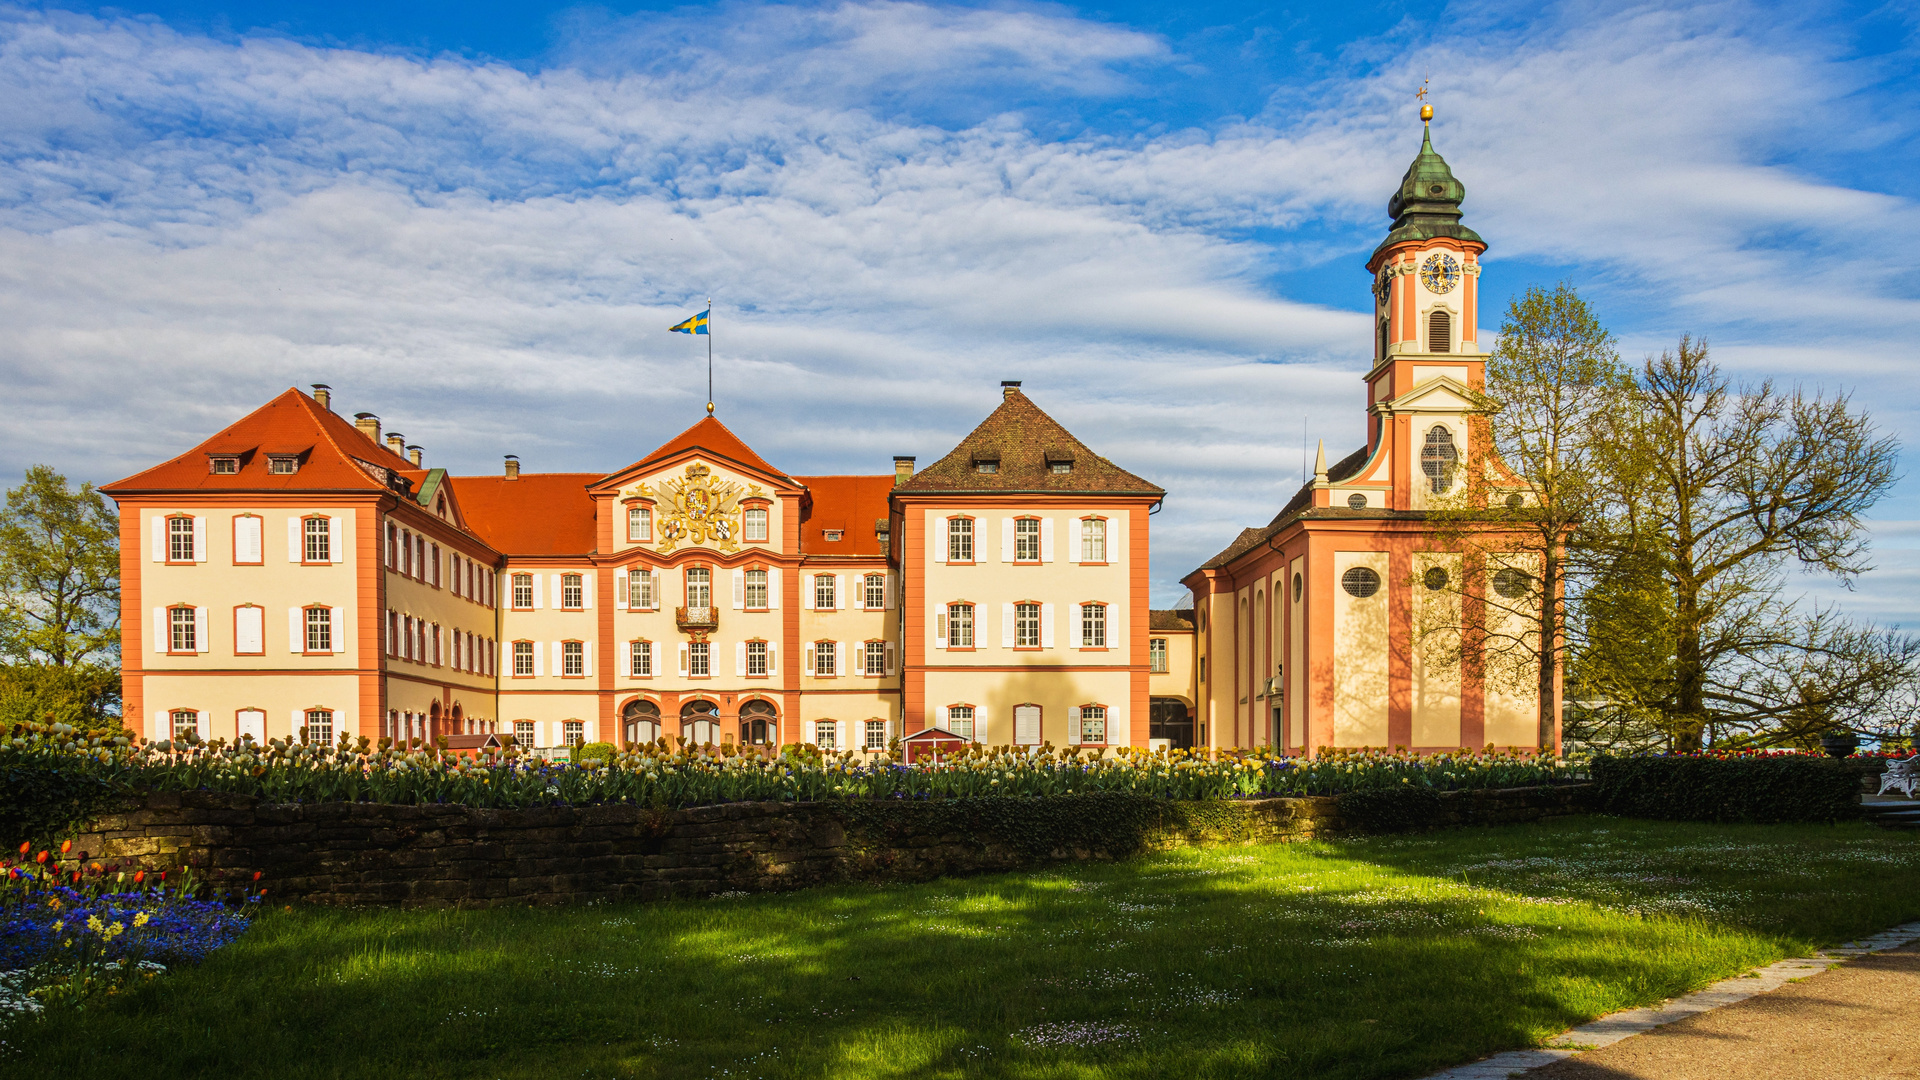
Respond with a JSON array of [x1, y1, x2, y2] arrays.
[[1421, 425, 1458, 493], [739, 699, 778, 747], [623, 699, 661, 746], [1428, 309, 1451, 353], [681, 699, 721, 746], [1379, 318, 1390, 360]]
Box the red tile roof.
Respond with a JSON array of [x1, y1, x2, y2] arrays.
[[447, 473, 600, 557], [613, 416, 792, 485], [894, 387, 1162, 496], [793, 475, 894, 557], [102, 387, 414, 496]]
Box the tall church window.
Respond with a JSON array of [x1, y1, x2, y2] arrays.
[[1421, 426, 1458, 494], [1428, 309, 1452, 353]]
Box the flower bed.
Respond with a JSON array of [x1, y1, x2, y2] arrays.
[[2, 720, 1581, 846]]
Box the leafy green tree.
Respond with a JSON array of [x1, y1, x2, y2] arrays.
[[0, 661, 124, 737], [0, 465, 120, 667]]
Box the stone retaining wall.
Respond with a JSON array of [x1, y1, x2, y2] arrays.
[[63, 785, 1592, 909]]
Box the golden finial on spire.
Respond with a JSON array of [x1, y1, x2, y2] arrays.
[[1416, 76, 1433, 123], [1420, 102, 1433, 122]]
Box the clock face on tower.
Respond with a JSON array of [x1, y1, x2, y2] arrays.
[[1373, 267, 1392, 305], [1420, 253, 1461, 294]]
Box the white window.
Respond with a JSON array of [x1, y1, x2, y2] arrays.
[[305, 607, 332, 653], [235, 605, 264, 654], [1014, 703, 1041, 746], [562, 641, 584, 676], [564, 720, 584, 747], [946, 705, 974, 741], [685, 568, 711, 608], [1081, 603, 1107, 648], [864, 641, 886, 676], [304, 708, 334, 745], [512, 573, 533, 609], [1150, 637, 1169, 674], [947, 603, 974, 648], [168, 606, 196, 652], [813, 574, 836, 610], [947, 517, 974, 562], [744, 569, 768, 609], [747, 640, 768, 677], [688, 640, 711, 677], [561, 573, 584, 610], [170, 709, 198, 740], [864, 574, 886, 609], [743, 508, 768, 542], [864, 720, 888, 752], [814, 720, 837, 750], [631, 640, 653, 677], [209, 457, 238, 474], [1016, 602, 1041, 648], [1079, 705, 1107, 745], [1081, 518, 1107, 563], [814, 641, 837, 677], [303, 517, 330, 562], [631, 568, 655, 609], [268, 456, 299, 475], [628, 505, 653, 542], [168, 516, 195, 562], [513, 641, 534, 676], [1015, 518, 1040, 561], [514, 719, 534, 746]]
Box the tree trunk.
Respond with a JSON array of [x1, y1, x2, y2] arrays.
[[1538, 546, 1560, 755]]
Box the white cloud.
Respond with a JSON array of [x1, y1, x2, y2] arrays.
[[0, 0, 1914, 618]]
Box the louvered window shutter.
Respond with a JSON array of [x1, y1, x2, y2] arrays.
[[932, 516, 947, 563], [331, 607, 344, 654], [1001, 604, 1015, 647], [833, 641, 844, 678], [836, 719, 847, 749], [735, 642, 747, 676], [935, 611, 947, 650], [765, 568, 778, 609], [1040, 517, 1053, 563], [530, 573, 543, 609], [289, 608, 302, 653], [805, 644, 816, 675], [152, 607, 166, 651], [616, 572, 628, 607], [733, 569, 745, 610], [550, 575, 561, 609], [885, 573, 896, 609], [1068, 519, 1082, 565], [584, 643, 593, 677], [151, 516, 165, 562], [974, 707, 986, 742], [189, 517, 205, 562], [287, 518, 300, 562], [532, 642, 543, 676], [1001, 517, 1014, 562], [833, 574, 844, 610], [193, 607, 209, 653], [678, 644, 689, 677], [329, 518, 344, 563], [1068, 706, 1082, 745], [851, 576, 863, 610], [236, 516, 261, 563], [1041, 603, 1055, 649], [938, 705, 949, 730], [582, 573, 594, 609], [767, 641, 777, 673], [1111, 513, 1124, 564], [886, 641, 896, 675]]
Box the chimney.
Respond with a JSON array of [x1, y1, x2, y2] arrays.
[[386, 433, 405, 457], [407, 445, 423, 468], [354, 412, 380, 443], [504, 454, 520, 480], [1001, 380, 1022, 398], [311, 384, 331, 411], [893, 456, 915, 486]]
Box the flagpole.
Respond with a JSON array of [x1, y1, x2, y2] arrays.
[[706, 297, 714, 416]]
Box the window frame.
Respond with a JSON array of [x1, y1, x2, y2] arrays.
[[231, 514, 264, 566], [814, 720, 838, 751], [267, 456, 299, 476], [1080, 517, 1108, 564], [863, 719, 888, 752], [1077, 704, 1108, 746], [233, 604, 265, 656], [1014, 516, 1041, 563], [812, 640, 838, 677], [561, 573, 584, 610], [166, 515, 196, 564], [1149, 637, 1169, 674], [946, 516, 975, 564], [685, 567, 712, 609], [1014, 601, 1042, 649], [167, 605, 197, 654], [742, 506, 769, 543], [746, 639, 769, 678], [561, 639, 585, 678], [512, 573, 534, 610], [863, 574, 886, 609], [629, 639, 653, 678], [813, 573, 837, 611], [687, 640, 711, 678], [744, 568, 769, 610], [169, 708, 199, 740], [511, 640, 535, 677], [945, 705, 975, 741], [863, 639, 886, 677], [945, 602, 975, 649], [301, 515, 331, 565], [627, 504, 654, 543], [563, 720, 585, 747], [1079, 602, 1108, 649], [303, 708, 334, 746], [302, 605, 334, 656], [629, 568, 656, 611]]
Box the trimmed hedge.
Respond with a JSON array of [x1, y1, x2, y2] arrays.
[[0, 754, 129, 848], [1589, 754, 1861, 824], [1336, 785, 1446, 833]]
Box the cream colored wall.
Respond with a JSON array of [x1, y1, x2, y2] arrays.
[[1332, 550, 1390, 747], [141, 673, 361, 743], [1411, 552, 1464, 747], [382, 519, 498, 701], [1405, 411, 1468, 512], [797, 693, 896, 752], [139, 507, 357, 669], [1287, 556, 1305, 748], [496, 691, 604, 748], [921, 508, 1131, 670], [1484, 551, 1542, 747], [799, 574, 895, 688], [1147, 628, 1194, 704], [495, 565, 600, 691], [923, 668, 1131, 748]]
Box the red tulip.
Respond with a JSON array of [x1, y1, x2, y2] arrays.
[[16, 842, 26, 855], [133, 870, 145, 884], [252, 871, 262, 882], [157, 872, 166, 882], [36, 851, 47, 864], [60, 840, 71, 854]]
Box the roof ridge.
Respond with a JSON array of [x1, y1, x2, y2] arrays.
[[895, 389, 1163, 495]]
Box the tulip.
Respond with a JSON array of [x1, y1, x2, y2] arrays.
[[133, 870, 145, 884], [36, 850, 48, 864], [61, 839, 72, 854], [253, 871, 263, 882], [16, 841, 26, 855]]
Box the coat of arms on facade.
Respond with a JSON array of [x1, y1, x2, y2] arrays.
[[638, 463, 759, 554]]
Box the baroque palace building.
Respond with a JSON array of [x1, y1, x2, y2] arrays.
[[101, 116, 1549, 756]]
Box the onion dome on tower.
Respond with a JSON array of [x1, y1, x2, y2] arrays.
[[1372, 107, 1483, 264]]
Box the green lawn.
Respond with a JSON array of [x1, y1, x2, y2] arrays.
[[7, 816, 1918, 1079]]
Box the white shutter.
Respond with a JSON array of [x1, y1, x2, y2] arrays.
[[582, 573, 594, 609], [151, 516, 165, 562], [932, 515, 947, 563], [235, 516, 262, 563], [331, 608, 344, 654], [805, 644, 816, 675], [735, 641, 746, 676], [1001, 517, 1014, 562], [291, 709, 303, 740], [886, 641, 896, 675], [289, 607, 302, 653], [851, 575, 864, 610], [551, 642, 561, 675], [1068, 706, 1082, 745], [1041, 603, 1055, 649], [329, 517, 344, 563], [584, 643, 593, 677], [550, 575, 561, 609], [1068, 518, 1081, 564], [192, 517, 207, 562], [193, 607, 209, 653], [152, 607, 166, 651], [616, 572, 628, 606], [885, 572, 896, 609], [767, 640, 777, 673], [834, 574, 845, 610], [1040, 517, 1054, 563], [1112, 513, 1124, 565], [733, 569, 745, 610], [834, 641, 844, 676], [236, 606, 262, 653], [938, 705, 949, 731], [836, 719, 847, 749], [533, 642, 545, 676], [1002, 603, 1015, 647], [679, 644, 689, 676], [767, 568, 780, 609], [935, 611, 947, 650], [287, 517, 300, 562], [1108, 702, 1124, 746], [974, 706, 986, 742], [149, 709, 163, 739]]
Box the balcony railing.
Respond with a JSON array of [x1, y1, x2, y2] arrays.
[[676, 605, 717, 631]]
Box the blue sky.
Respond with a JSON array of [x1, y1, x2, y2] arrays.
[[3, 0, 1917, 623]]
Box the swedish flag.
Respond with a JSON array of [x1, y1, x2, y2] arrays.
[[669, 310, 709, 335]]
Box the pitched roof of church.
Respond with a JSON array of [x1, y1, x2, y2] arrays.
[[102, 387, 420, 496], [893, 387, 1163, 497], [1194, 445, 1377, 570], [618, 416, 793, 485]]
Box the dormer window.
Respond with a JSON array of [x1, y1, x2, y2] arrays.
[[1045, 451, 1074, 475], [823, 530, 844, 542], [209, 457, 239, 475], [267, 456, 299, 475], [975, 462, 998, 474]]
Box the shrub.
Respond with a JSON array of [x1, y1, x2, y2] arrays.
[[1336, 785, 1445, 833], [572, 742, 617, 765], [1589, 753, 1861, 824]]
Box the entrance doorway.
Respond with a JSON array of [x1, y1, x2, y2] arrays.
[[681, 699, 721, 746], [739, 699, 778, 747], [1149, 698, 1194, 749], [623, 699, 662, 746]]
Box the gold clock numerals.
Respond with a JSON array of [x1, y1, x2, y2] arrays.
[[1419, 253, 1460, 295]]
